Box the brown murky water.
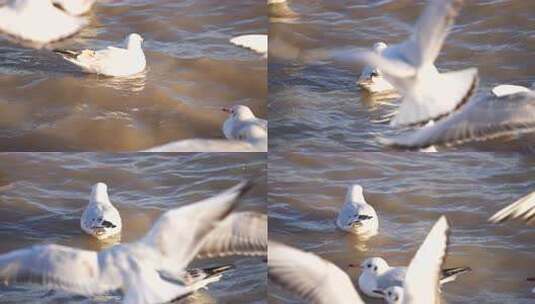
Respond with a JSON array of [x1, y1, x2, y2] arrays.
[[0, 153, 266, 303], [0, 0, 267, 151], [268, 152, 535, 303], [268, 0, 535, 152]]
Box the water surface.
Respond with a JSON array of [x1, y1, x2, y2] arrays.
[[268, 152, 535, 303]]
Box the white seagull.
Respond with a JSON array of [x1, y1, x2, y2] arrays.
[[334, 0, 477, 127], [142, 105, 268, 153], [378, 90, 535, 150], [0, 0, 87, 46], [54, 33, 146, 77], [230, 34, 268, 58], [268, 241, 365, 304], [489, 191, 535, 225], [81, 182, 122, 240], [356, 217, 471, 300], [222, 105, 268, 143], [52, 0, 96, 16], [336, 184, 379, 238], [357, 42, 396, 94], [0, 181, 254, 304]]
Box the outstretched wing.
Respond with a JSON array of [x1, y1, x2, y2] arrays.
[[143, 139, 263, 152], [380, 91, 535, 149], [197, 212, 267, 258], [0, 0, 87, 46], [0, 244, 118, 295], [489, 192, 535, 225], [138, 181, 253, 273], [268, 241, 364, 304], [400, 0, 465, 67], [331, 49, 416, 79], [403, 216, 450, 304]]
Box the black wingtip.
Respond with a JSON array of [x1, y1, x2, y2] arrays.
[[202, 264, 235, 277], [442, 266, 472, 278], [52, 49, 78, 58]]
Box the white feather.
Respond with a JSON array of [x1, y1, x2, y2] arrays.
[[0, 0, 87, 46]]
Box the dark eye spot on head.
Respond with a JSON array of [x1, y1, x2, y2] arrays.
[[367, 264, 372, 268], [370, 71, 379, 77], [374, 266, 378, 271]]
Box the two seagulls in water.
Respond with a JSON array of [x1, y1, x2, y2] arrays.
[[0, 181, 268, 304], [269, 216, 454, 304], [340, 0, 535, 149]]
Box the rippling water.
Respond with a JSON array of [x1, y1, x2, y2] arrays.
[[269, 0, 535, 151], [268, 152, 535, 303], [0, 152, 266, 303], [0, 0, 267, 151]]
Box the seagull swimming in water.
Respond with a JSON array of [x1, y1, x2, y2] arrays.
[[336, 184, 378, 238], [52, 0, 96, 16], [355, 216, 471, 302], [0, 0, 87, 47], [332, 0, 477, 127], [141, 105, 267, 153], [357, 42, 396, 95], [0, 181, 261, 304], [81, 182, 122, 241], [54, 33, 146, 77], [222, 105, 267, 144]]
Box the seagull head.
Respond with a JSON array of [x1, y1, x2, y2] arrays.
[[127, 33, 144, 49], [346, 184, 365, 202], [360, 257, 389, 275], [373, 42, 388, 53], [383, 286, 404, 304], [222, 105, 256, 121]]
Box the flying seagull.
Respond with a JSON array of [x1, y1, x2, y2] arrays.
[[332, 0, 477, 127], [0, 181, 253, 304]]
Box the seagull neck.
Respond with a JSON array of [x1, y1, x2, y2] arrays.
[[346, 186, 365, 203], [127, 42, 143, 52], [91, 190, 111, 205]]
